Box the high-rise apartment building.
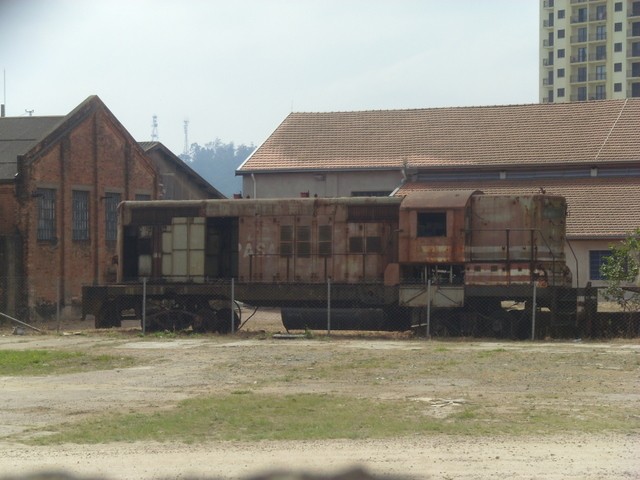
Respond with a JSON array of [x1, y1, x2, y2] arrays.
[[540, 0, 640, 103]]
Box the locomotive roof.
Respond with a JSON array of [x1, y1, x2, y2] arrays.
[[398, 179, 634, 239], [399, 189, 482, 209], [121, 190, 491, 218], [120, 196, 405, 225]]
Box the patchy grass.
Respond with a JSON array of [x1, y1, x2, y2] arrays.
[[0, 350, 136, 376], [24, 389, 640, 445]]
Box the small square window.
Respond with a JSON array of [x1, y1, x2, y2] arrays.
[[557, 68, 565, 78], [614, 62, 622, 72], [615, 22, 622, 32], [417, 212, 447, 237], [557, 29, 565, 39], [614, 2, 623, 12], [614, 83, 622, 92], [349, 237, 363, 253], [557, 9, 565, 19], [614, 43, 623, 52], [366, 236, 382, 254], [557, 88, 565, 97], [557, 48, 565, 58]]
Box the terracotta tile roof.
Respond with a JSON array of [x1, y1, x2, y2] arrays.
[[239, 99, 640, 173], [396, 177, 640, 239]]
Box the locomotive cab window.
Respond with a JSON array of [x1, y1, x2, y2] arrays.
[[417, 212, 447, 237]]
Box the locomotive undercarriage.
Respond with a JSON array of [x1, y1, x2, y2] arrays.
[[408, 285, 579, 339], [84, 281, 579, 338]]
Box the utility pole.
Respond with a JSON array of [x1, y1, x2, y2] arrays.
[[151, 115, 159, 141], [182, 119, 190, 159]]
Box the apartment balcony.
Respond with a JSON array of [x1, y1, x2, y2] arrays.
[[570, 92, 606, 101], [543, 58, 554, 66], [543, 19, 554, 27], [589, 13, 607, 22], [570, 33, 607, 44], [543, 39, 554, 47], [570, 75, 588, 82], [543, 78, 555, 86], [570, 15, 589, 24], [543, 0, 554, 8]]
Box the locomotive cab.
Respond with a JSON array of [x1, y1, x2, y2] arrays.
[[395, 190, 479, 309]]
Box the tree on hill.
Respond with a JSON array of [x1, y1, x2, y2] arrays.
[[185, 139, 255, 197]]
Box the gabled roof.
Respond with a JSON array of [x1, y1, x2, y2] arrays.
[[0, 116, 66, 180], [396, 178, 640, 240], [139, 141, 225, 199], [0, 95, 156, 182], [238, 99, 640, 174]]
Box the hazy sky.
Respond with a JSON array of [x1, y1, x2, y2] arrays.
[[0, 0, 539, 155]]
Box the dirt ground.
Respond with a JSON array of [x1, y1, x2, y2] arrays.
[[0, 310, 639, 480]]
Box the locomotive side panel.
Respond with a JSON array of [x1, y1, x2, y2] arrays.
[[466, 195, 570, 287], [233, 198, 399, 285]]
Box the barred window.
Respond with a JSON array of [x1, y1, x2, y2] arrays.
[[36, 188, 56, 241], [104, 193, 121, 242], [72, 190, 90, 241]]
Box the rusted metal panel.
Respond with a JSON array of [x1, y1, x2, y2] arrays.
[[399, 285, 464, 307], [398, 192, 475, 264], [467, 195, 567, 265], [231, 197, 399, 284]]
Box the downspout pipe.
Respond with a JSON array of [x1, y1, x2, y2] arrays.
[[252, 173, 257, 199]]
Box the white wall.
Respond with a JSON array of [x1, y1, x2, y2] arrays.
[[241, 170, 404, 198]]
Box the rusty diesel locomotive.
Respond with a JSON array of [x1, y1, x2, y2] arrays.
[[82, 190, 577, 337]]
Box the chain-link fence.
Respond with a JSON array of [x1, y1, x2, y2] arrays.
[[2, 276, 639, 338], [78, 278, 638, 339]]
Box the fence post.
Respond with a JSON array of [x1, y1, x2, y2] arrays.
[[327, 277, 331, 335], [231, 277, 235, 334], [426, 279, 432, 339], [142, 277, 147, 336], [56, 277, 61, 334], [531, 282, 537, 341]]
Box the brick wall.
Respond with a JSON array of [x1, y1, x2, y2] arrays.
[[15, 103, 157, 318]]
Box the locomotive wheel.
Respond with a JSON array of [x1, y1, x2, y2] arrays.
[[95, 301, 121, 329], [194, 307, 217, 333], [145, 309, 193, 332], [216, 308, 240, 334]]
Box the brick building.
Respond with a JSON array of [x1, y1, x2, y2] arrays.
[[0, 95, 159, 319], [139, 141, 224, 200]]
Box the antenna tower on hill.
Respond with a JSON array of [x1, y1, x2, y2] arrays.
[[183, 119, 190, 157], [151, 115, 159, 141]]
